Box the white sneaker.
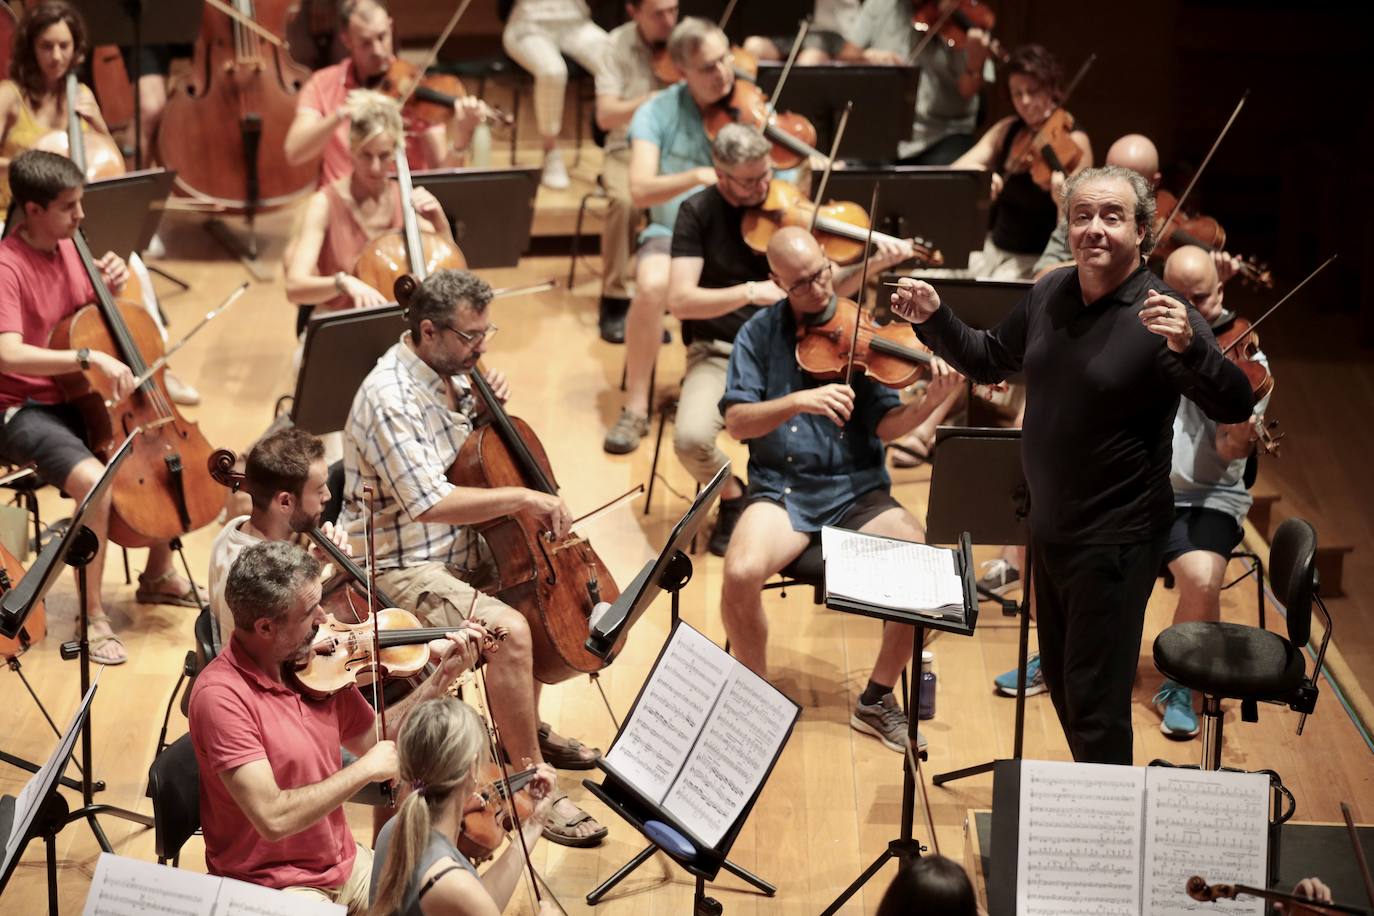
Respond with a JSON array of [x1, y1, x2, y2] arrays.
[[145, 232, 166, 259], [164, 371, 200, 406], [541, 149, 569, 190]]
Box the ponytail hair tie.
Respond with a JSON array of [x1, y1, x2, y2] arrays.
[[411, 779, 426, 795]]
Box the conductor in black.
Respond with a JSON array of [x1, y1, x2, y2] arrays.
[[889, 165, 1254, 764]]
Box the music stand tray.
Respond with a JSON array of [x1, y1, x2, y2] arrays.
[[823, 168, 991, 271], [753, 63, 920, 163], [412, 167, 540, 268]]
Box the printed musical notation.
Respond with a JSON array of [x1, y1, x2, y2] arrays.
[[82, 853, 344, 916]]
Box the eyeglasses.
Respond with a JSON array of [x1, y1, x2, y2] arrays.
[[719, 168, 771, 191], [784, 262, 831, 296], [439, 322, 499, 345]]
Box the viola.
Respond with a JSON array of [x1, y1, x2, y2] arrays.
[[48, 235, 222, 546], [911, 0, 1009, 63], [0, 541, 44, 660], [1185, 876, 1351, 914], [1214, 317, 1282, 455], [288, 608, 508, 700], [1152, 190, 1273, 289], [459, 762, 539, 863], [704, 79, 825, 171], [157, 0, 317, 213], [372, 58, 513, 129], [743, 178, 943, 267], [796, 296, 936, 390], [1007, 107, 1084, 191]]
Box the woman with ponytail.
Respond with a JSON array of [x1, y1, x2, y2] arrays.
[[368, 697, 560, 916]]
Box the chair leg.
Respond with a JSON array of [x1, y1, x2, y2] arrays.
[[643, 402, 671, 515], [509, 81, 521, 166], [1200, 694, 1225, 770], [569, 193, 590, 288]]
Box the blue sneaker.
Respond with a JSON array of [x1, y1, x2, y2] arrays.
[[1154, 681, 1200, 739], [993, 654, 1045, 697]]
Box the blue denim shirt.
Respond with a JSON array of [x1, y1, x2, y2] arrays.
[[721, 300, 902, 533]]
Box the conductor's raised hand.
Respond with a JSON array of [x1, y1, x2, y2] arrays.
[[889, 277, 941, 324], [1140, 289, 1194, 353], [792, 383, 854, 427]]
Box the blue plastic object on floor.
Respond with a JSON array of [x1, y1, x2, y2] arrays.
[[644, 819, 696, 859]]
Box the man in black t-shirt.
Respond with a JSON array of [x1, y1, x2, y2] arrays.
[[668, 124, 915, 555]]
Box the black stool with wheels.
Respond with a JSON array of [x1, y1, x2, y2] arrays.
[[1152, 517, 1330, 770], [146, 733, 201, 866]]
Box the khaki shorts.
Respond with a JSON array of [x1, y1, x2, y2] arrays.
[[377, 558, 509, 629], [282, 842, 372, 915]]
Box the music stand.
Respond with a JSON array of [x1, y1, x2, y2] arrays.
[[753, 64, 920, 164], [822, 168, 992, 270], [921, 427, 1034, 787], [412, 167, 541, 268], [0, 678, 99, 916], [820, 531, 978, 915], [289, 304, 407, 435], [80, 168, 188, 292], [0, 431, 155, 854], [70, 1, 205, 170]]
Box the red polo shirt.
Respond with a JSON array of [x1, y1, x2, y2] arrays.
[[0, 235, 94, 408], [188, 635, 375, 889]]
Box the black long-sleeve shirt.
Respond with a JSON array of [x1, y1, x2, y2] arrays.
[[915, 265, 1255, 544]]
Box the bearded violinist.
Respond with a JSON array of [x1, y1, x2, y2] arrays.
[[0, 150, 203, 666], [188, 541, 481, 912], [1149, 244, 1271, 740], [720, 226, 962, 751], [283, 0, 483, 187], [341, 269, 607, 847], [891, 166, 1253, 764], [592, 0, 679, 342]]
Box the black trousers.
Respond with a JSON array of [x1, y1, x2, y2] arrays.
[[1031, 535, 1168, 764]]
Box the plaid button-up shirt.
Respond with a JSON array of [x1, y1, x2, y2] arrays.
[[341, 336, 480, 571]]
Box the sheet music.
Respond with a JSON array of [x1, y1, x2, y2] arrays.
[[214, 874, 345, 915], [1016, 760, 1144, 916], [603, 624, 730, 802], [821, 526, 964, 614], [83, 855, 344, 916], [1142, 769, 1268, 916], [661, 662, 796, 848]]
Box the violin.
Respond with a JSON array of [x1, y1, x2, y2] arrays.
[[1153, 190, 1273, 289], [796, 296, 936, 390], [1185, 876, 1356, 914], [0, 541, 44, 660], [34, 73, 125, 182], [287, 608, 508, 700], [392, 276, 624, 685], [157, 0, 317, 212], [351, 138, 467, 299], [743, 178, 943, 267], [48, 234, 221, 546], [459, 762, 538, 863], [911, 0, 1009, 63], [1007, 107, 1084, 191], [1214, 317, 1282, 455], [704, 80, 825, 171], [372, 58, 513, 129]]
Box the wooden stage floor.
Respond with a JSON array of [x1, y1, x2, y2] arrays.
[[1, 179, 1370, 914]]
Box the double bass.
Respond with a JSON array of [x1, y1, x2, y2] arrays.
[[49, 235, 222, 546]]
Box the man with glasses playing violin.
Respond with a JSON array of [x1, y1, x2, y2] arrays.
[[340, 269, 608, 848], [719, 225, 962, 751], [189, 540, 481, 912], [284, 0, 483, 187]]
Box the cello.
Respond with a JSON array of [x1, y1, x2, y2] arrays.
[[156, 0, 317, 213], [393, 275, 622, 685], [48, 234, 222, 546], [34, 72, 125, 182], [0, 540, 44, 659]]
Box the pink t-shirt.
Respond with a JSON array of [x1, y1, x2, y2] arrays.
[[0, 235, 94, 408], [296, 61, 435, 187], [188, 636, 375, 890]]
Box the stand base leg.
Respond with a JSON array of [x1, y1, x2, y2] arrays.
[[204, 218, 272, 282], [65, 803, 156, 854], [0, 750, 89, 792], [821, 839, 923, 916], [932, 759, 995, 786], [586, 844, 657, 905], [718, 858, 775, 896], [694, 875, 723, 916], [586, 844, 775, 907]]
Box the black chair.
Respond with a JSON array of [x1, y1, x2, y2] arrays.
[[146, 733, 201, 866], [1153, 517, 1330, 770], [762, 542, 825, 605], [157, 606, 220, 755], [324, 459, 346, 527]]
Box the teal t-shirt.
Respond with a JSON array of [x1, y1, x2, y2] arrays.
[[627, 82, 713, 243]]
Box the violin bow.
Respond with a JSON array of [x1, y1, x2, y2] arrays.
[[396, 0, 475, 111], [767, 18, 812, 113], [904, 2, 961, 66], [1220, 254, 1336, 357], [809, 101, 853, 233], [491, 278, 559, 300], [362, 484, 395, 806], [1154, 91, 1248, 255], [1343, 802, 1374, 910], [717, 0, 740, 30], [844, 181, 882, 389]]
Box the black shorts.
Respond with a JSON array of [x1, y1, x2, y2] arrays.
[[1163, 506, 1243, 564], [749, 486, 902, 543], [0, 403, 95, 488]]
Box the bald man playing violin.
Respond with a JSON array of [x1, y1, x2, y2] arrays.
[[189, 540, 483, 912], [891, 166, 1254, 765], [719, 226, 961, 751], [284, 0, 484, 187]]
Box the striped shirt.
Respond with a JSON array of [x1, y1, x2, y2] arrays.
[[340, 336, 480, 571]]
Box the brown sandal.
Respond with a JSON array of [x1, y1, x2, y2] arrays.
[[538, 722, 600, 770], [86, 617, 128, 666], [541, 795, 607, 848], [136, 570, 207, 609]]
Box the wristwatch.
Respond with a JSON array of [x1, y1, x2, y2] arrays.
[[76, 347, 91, 370], [333, 271, 348, 294]]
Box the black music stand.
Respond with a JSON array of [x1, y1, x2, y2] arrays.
[[0, 432, 155, 854], [820, 531, 978, 915], [290, 304, 407, 434], [753, 64, 920, 164], [822, 168, 992, 270], [412, 167, 541, 268], [921, 427, 1034, 787], [71, 1, 204, 170], [80, 167, 187, 292], [0, 679, 99, 916]]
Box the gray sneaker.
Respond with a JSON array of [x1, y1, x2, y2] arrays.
[[603, 409, 649, 455], [851, 693, 928, 753]]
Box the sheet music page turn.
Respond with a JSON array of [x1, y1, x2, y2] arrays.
[[821, 526, 964, 612]]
